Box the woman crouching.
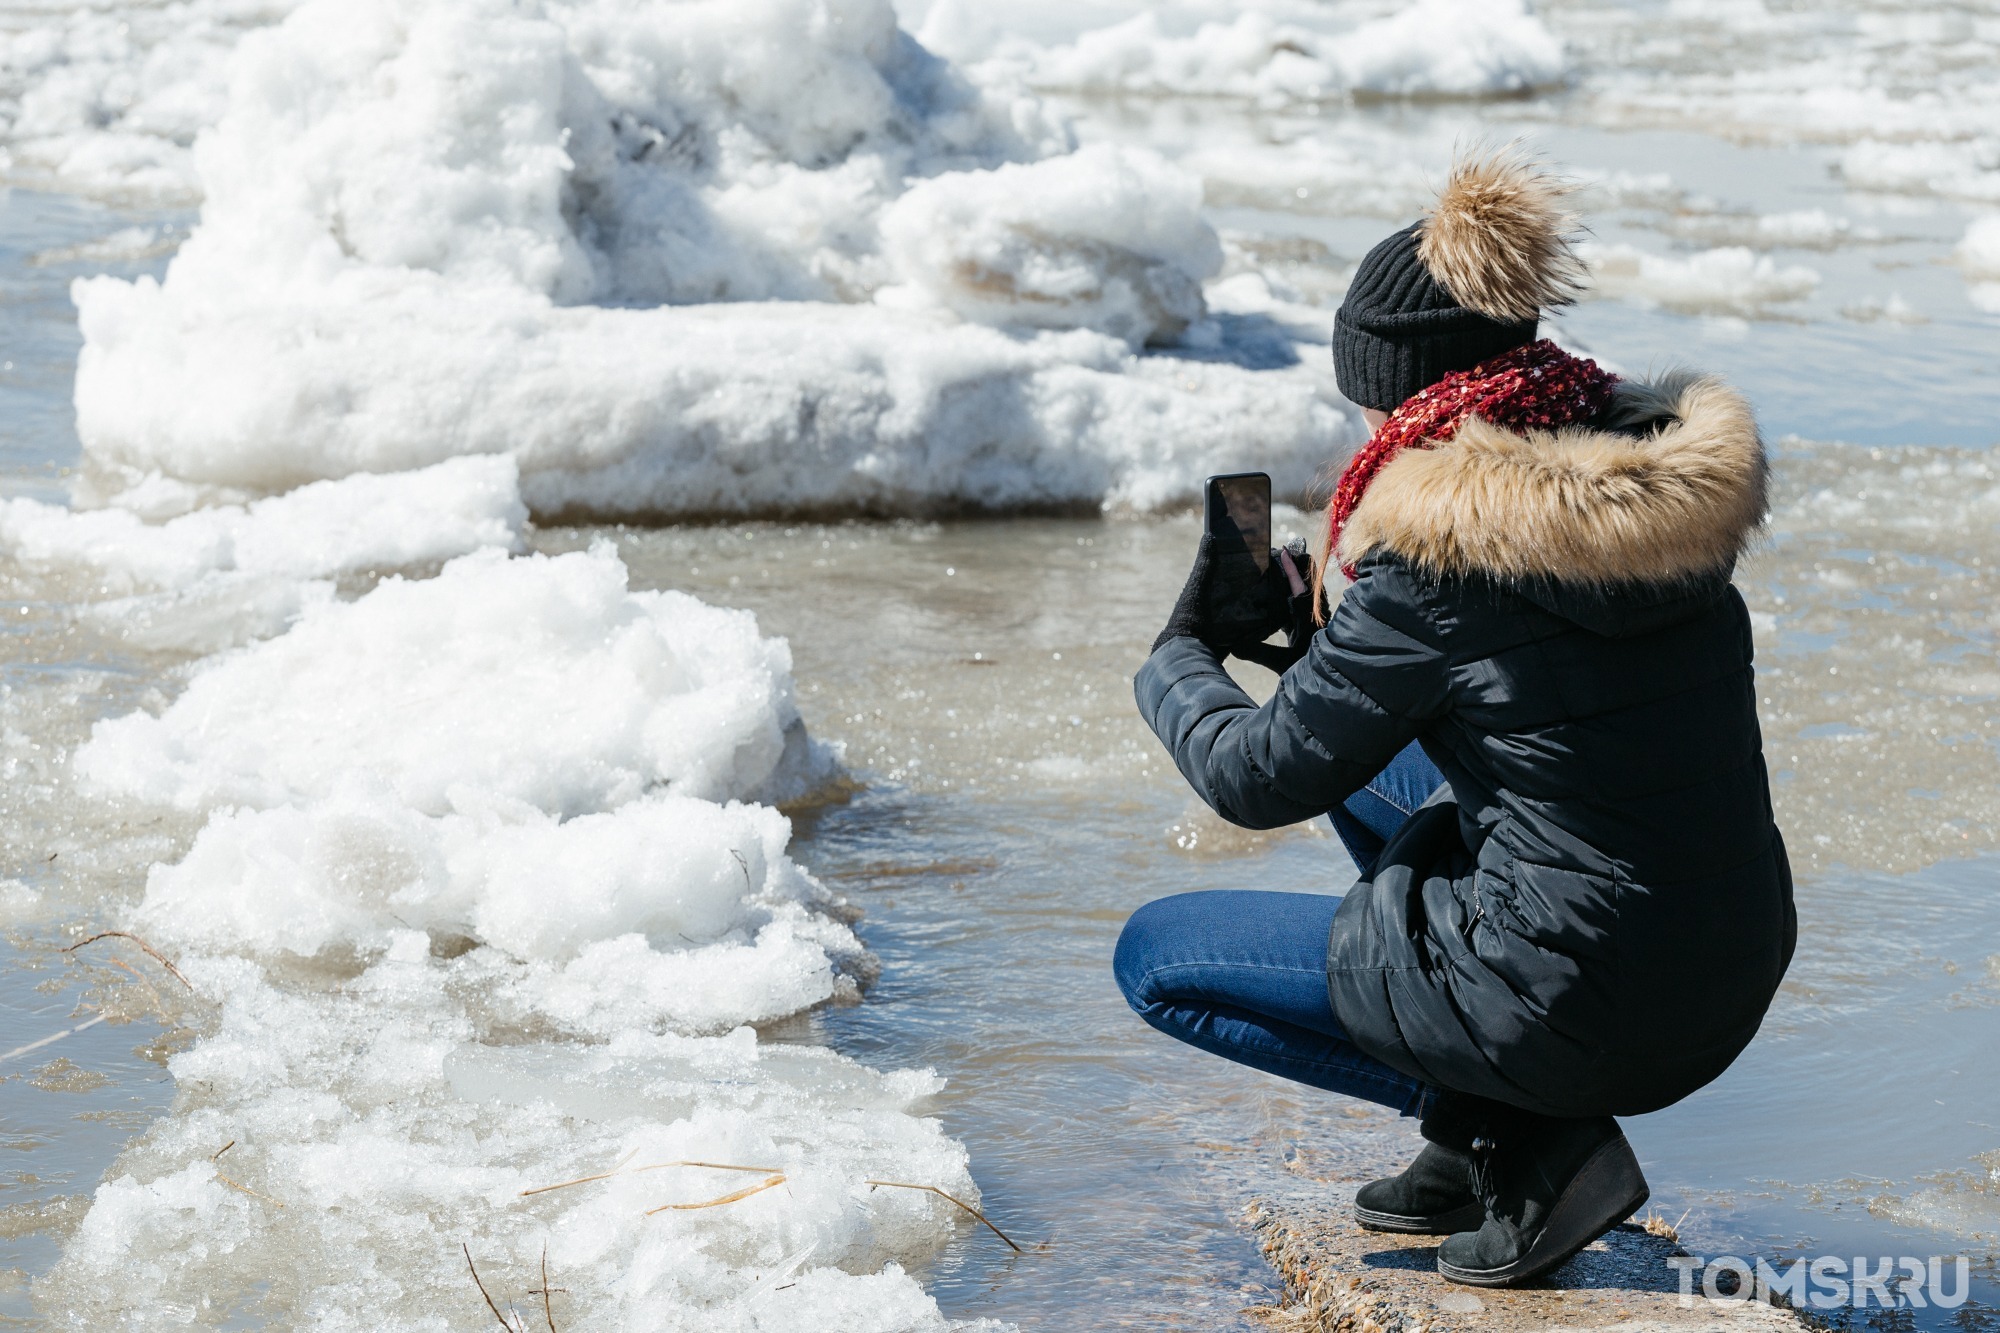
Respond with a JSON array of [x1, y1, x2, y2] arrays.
[[1116, 152, 1794, 1288]]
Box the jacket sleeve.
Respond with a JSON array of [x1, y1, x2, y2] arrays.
[[1133, 556, 1455, 829]]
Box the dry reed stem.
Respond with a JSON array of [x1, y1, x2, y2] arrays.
[[63, 931, 193, 990], [864, 1181, 1024, 1253], [520, 1159, 780, 1197], [210, 1140, 285, 1208], [464, 1244, 523, 1332], [524, 1159, 1028, 1250], [107, 957, 170, 1017], [644, 1174, 787, 1215], [538, 1246, 557, 1333], [0, 1012, 106, 1065]]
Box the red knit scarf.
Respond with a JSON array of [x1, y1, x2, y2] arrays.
[[1326, 339, 1620, 581]]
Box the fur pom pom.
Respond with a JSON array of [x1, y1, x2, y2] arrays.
[[1417, 150, 1585, 323]]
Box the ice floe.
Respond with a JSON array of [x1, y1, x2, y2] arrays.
[[0, 0, 304, 199], [1, 456, 527, 653], [76, 543, 837, 814], [1960, 215, 2000, 314], [46, 537, 1002, 1329], [0, 455, 525, 594], [1583, 242, 1820, 316], [879, 142, 1221, 345], [38, 947, 991, 1330], [62, 0, 1354, 518], [911, 0, 1565, 104], [1839, 140, 2000, 204]]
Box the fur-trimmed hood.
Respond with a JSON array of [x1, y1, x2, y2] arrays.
[[1335, 371, 1767, 590]]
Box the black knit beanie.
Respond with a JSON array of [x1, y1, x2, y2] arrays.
[[1332, 222, 1538, 412]]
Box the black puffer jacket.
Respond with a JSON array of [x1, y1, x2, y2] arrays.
[[1137, 372, 1795, 1118]]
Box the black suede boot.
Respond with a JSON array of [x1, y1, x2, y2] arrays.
[[1351, 1089, 1488, 1234], [1436, 1113, 1651, 1287], [1353, 1141, 1485, 1234]]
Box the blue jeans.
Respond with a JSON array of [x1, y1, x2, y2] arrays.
[[1327, 740, 1446, 876], [1114, 742, 1446, 1115]]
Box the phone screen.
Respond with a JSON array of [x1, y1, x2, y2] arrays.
[[1203, 472, 1274, 641], [1207, 474, 1271, 571]]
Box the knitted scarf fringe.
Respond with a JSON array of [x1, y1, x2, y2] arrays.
[[1326, 339, 1620, 582]]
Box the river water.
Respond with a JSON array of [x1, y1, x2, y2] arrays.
[[4, 0, 2000, 1327]]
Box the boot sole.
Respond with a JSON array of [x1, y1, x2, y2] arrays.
[[1353, 1201, 1488, 1235], [1436, 1136, 1650, 1288]]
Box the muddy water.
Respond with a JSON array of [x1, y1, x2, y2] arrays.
[[591, 495, 2000, 1326]]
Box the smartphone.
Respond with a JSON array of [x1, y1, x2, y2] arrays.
[[1202, 472, 1273, 641]]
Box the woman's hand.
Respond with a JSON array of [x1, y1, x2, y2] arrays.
[[1232, 540, 1318, 673], [1152, 533, 1227, 653], [1152, 537, 1318, 669]]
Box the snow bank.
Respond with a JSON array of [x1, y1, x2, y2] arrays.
[[50, 541, 1000, 1328], [1583, 242, 1820, 314], [68, 0, 1355, 518], [915, 0, 1565, 104]]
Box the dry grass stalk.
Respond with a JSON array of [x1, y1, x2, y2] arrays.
[[644, 1174, 787, 1215], [524, 1158, 1027, 1250], [213, 1173, 285, 1208], [1641, 1206, 1690, 1243], [464, 1244, 525, 1333], [210, 1140, 285, 1209], [864, 1181, 1023, 1253], [520, 1159, 780, 1197], [62, 931, 193, 990]]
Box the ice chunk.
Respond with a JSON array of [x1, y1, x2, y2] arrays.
[[1959, 216, 2000, 279], [50, 533, 979, 1327], [134, 787, 864, 1032], [1334, 0, 1565, 99], [82, 577, 336, 656], [0, 455, 526, 595], [0, 879, 44, 923], [1840, 139, 2000, 203], [66, 0, 1353, 518], [76, 543, 837, 814], [1582, 242, 1820, 315], [29, 226, 179, 267], [76, 276, 1350, 515], [0, 0, 305, 199], [37, 950, 990, 1329], [881, 144, 1220, 345], [1961, 216, 2000, 313], [916, 0, 1565, 103]]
